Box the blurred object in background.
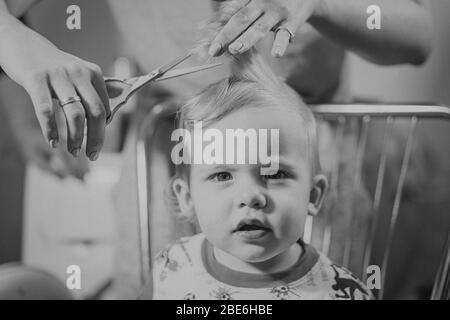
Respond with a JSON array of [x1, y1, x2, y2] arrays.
[[364, 117, 450, 299], [0, 83, 25, 265], [22, 154, 121, 299], [345, 0, 450, 297], [0, 263, 73, 300]]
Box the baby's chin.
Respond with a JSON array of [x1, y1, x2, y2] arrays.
[[225, 242, 291, 266], [231, 247, 274, 264]]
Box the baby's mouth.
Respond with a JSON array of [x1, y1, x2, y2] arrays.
[[235, 219, 270, 232], [233, 219, 271, 239], [237, 224, 270, 231]]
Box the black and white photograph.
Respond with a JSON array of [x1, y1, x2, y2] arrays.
[[0, 0, 449, 303]]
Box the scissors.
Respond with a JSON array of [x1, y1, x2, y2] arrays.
[[104, 51, 222, 124]]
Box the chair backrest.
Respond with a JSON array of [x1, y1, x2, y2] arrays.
[[307, 104, 450, 299], [135, 103, 450, 300]]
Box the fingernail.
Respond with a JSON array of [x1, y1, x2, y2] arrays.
[[208, 43, 222, 56], [273, 46, 284, 58], [229, 41, 244, 54], [89, 151, 99, 162], [71, 148, 80, 158], [49, 139, 58, 148]]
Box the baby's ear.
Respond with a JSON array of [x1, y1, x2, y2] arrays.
[[172, 178, 195, 219], [308, 174, 328, 216]]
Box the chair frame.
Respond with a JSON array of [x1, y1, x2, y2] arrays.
[[135, 103, 450, 299]]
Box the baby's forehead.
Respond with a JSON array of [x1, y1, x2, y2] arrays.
[[184, 107, 310, 169], [208, 105, 310, 147]]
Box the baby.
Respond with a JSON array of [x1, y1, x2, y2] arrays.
[[149, 49, 372, 300]]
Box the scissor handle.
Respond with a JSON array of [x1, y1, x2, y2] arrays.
[[105, 71, 162, 123], [104, 78, 134, 124]]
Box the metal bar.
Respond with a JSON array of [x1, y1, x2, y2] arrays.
[[321, 116, 346, 256], [310, 104, 450, 119], [363, 117, 394, 283], [136, 103, 179, 290], [136, 112, 155, 286], [136, 137, 149, 285], [431, 230, 450, 300], [379, 116, 418, 299], [343, 116, 371, 269]]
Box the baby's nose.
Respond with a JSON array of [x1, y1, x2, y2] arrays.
[[235, 188, 267, 210]]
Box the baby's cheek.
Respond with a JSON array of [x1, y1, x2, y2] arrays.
[[193, 194, 231, 229], [277, 212, 305, 236], [273, 196, 308, 235]]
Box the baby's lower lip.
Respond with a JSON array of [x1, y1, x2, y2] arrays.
[[233, 229, 271, 240]]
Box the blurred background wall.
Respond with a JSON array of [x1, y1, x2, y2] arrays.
[[349, 0, 450, 104]]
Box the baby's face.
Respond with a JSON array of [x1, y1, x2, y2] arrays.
[[186, 106, 314, 265]]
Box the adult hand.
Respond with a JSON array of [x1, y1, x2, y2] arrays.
[[209, 0, 323, 58], [0, 19, 110, 161]]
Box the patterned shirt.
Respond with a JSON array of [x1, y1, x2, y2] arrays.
[[151, 233, 372, 300]]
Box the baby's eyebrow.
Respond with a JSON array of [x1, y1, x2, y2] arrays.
[[269, 157, 298, 170], [197, 164, 237, 172]]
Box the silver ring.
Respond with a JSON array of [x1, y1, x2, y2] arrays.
[[275, 26, 295, 43], [59, 96, 81, 107]]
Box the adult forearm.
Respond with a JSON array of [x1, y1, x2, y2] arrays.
[[0, 0, 39, 39], [310, 0, 433, 65], [0, 5, 30, 64], [0, 0, 30, 32], [3, 0, 40, 17]]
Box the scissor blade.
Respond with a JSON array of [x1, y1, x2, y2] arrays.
[[128, 51, 194, 91], [155, 63, 223, 82], [158, 51, 193, 75]]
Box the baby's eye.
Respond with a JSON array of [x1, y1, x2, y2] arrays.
[[210, 172, 233, 182], [263, 170, 289, 180]]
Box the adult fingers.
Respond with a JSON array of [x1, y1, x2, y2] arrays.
[[209, 0, 263, 56], [228, 11, 282, 55], [49, 69, 86, 157], [24, 74, 59, 148], [88, 63, 111, 120], [271, 0, 317, 57], [271, 24, 294, 57], [75, 82, 106, 161], [70, 63, 108, 161]]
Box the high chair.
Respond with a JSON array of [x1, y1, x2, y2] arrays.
[[131, 103, 450, 300]]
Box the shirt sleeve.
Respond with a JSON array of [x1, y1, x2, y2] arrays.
[[151, 246, 172, 300], [151, 238, 194, 300], [328, 263, 374, 300]]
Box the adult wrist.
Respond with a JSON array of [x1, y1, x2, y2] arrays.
[[0, 11, 23, 38]]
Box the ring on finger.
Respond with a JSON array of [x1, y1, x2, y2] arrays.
[[275, 26, 295, 43], [59, 95, 82, 107]]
